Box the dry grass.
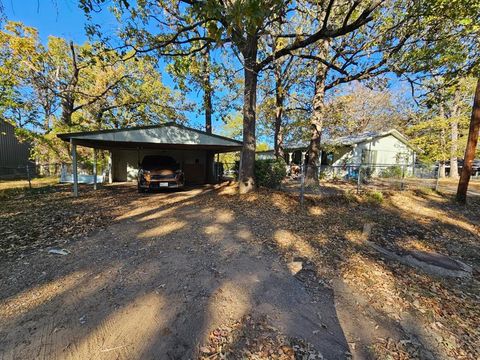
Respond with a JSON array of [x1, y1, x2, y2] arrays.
[[0, 177, 59, 193]]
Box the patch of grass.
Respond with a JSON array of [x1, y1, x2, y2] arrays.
[[413, 186, 435, 196], [343, 190, 359, 203], [365, 190, 383, 204], [0, 177, 60, 199]]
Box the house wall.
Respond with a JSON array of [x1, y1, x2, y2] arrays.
[[0, 120, 33, 178], [332, 135, 414, 166], [112, 149, 208, 184]]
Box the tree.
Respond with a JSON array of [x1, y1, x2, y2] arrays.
[[257, 52, 308, 159], [281, 0, 419, 184], [395, 0, 480, 203], [80, 0, 391, 193], [0, 21, 184, 163], [322, 83, 408, 138]]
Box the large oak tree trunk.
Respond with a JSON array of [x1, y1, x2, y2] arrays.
[[274, 67, 284, 159], [457, 78, 480, 203], [203, 47, 212, 135], [239, 40, 258, 194], [305, 43, 328, 185], [203, 47, 215, 183]]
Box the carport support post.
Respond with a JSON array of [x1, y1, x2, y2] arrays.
[[93, 148, 97, 190], [108, 151, 113, 184], [71, 139, 78, 197]]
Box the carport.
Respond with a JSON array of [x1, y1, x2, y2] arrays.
[[58, 122, 242, 196]]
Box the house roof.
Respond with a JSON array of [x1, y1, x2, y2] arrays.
[[278, 129, 416, 152], [327, 129, 413, 147], [57, 122, 243, 152]]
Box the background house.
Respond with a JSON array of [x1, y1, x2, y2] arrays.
[[257, 129, 417, 177], [0, 120, 34, 179]]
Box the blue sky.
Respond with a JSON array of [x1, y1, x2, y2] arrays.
[[3, 1, 413, 145], [3, 0, 227, 132]]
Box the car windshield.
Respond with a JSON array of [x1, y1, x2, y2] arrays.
[[141, 156, 178, 170]]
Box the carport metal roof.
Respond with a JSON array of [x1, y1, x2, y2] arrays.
[[57, 122, 243, 152]]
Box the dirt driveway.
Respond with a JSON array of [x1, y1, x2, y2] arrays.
[[1, 185, 350, 359]]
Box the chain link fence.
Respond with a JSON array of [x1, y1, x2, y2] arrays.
[[0, 162, 108, 188], [279, 163, 469, 203]]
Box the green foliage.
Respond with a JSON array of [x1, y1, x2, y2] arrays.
[[365, 190, 384, 205], [254, 158, 286, 189], [0, 20, 185, 164], [380, 166, 403, 179], [219, 113, 243, 140]]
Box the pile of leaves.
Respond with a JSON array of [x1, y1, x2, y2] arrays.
[[199, 315, 324, 360], [0, 184, 135, 259]]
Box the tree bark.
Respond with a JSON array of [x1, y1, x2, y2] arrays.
[[450, 118, 459, 179], [305, 41, 329, 185], [60, 42, 80, 127], [439, 161, 446, 178], [456, 78, 480, 203], [203, 47, 215, 182], [203, 46, 212, 134], [274, 65, 285, 159], [439, 129, 447, 178], [239, 39, 258, 194]]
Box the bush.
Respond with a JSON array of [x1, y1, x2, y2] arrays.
[[365, 190, 383, 204], [380, 165, 403, 178], [254, 158, 287, 189]]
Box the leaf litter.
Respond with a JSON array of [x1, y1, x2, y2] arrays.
[[0, 182, 479, 359]]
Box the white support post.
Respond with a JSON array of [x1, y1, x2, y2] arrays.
[[288, 152, 293, 165], [71, 139, 78, 197], [301, 151, 307, 166], [93, 148, 97, 190], [108, 151, 113, 184]]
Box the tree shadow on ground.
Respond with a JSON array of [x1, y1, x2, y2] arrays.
[[1, 183, 349, 359], [0, 182, 478, 359]]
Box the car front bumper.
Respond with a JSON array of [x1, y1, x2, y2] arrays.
[[138, 180, 184, 189]]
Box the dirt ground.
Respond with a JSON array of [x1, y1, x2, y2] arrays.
[[0, 182, 479, 359]]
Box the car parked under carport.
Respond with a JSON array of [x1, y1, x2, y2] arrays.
[[58, 122, 242, 196]]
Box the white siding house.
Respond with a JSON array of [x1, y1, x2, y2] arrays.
[[257, 129, 417, 177]]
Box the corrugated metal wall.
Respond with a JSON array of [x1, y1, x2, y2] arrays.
[[0, 120, 33, 176]]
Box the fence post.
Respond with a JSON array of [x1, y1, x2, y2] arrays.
[[26, 165, 32, 189], [357, 165, 361, 194], [300, 164, 305, 206], [401, 164, 405, 191], [435, 164, 440, 192]]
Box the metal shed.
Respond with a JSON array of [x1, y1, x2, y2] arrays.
[[58, 122, 242, 196]]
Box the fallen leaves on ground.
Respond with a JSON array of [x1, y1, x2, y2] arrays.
[[1, 181, 479, 359], [199, 315, 325, 360], [0, 184, 135, 259], [213, 184, 480, 359]]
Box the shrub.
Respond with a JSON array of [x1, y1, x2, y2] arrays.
[[380, 165, 403, 178], [365, 190, 383, 204], [254, 158, 287, 189]]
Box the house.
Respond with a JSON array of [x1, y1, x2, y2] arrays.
[[58, 122, 243, 195], [257, 129, 417, 177], [0, 120, 34, 179]]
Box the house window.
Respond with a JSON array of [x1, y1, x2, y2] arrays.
[[362, 149, 378, 165]]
